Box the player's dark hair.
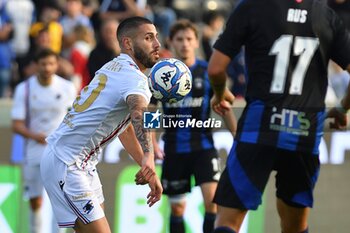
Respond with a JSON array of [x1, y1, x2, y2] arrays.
[[116, 16, 153, 44], [169, 19, 199, 40], [34, 48, 58, 62]]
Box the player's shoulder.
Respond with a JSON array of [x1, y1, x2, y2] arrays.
[[233, 0, 255, 12], [52, 75, 76, 95], [100, 54, 145, 80], [195, 59, 208, 68], [15, 75, 35, 91], [54, 75, 75, 87]]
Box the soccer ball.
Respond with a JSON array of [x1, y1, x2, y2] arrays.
[[148, 58, 192, 103]]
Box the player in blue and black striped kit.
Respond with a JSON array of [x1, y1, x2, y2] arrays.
[[150, 19, 236, 233], [208, 0, 350, 233]]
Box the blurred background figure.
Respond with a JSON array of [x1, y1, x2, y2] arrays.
[[30, 2, 63, 54], [21, 27, 74, 82], [6, 0, 35, 95], [87, 19, 120, 78], [226, 50, 247, 99], [201, 11, 224, 61], [147, 0, 177, 42], [60, 0, 94, 57], [0, 0, 14, 98], [151, 19, 236, 233], [11, 48, 76, 233], [327, 0, 350, 105], [69, 24, 95, 90], [99, 0, 151, 21]]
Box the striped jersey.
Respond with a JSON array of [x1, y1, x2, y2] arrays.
[[153, 59, 215, 154], [214, 0, 350, 153]]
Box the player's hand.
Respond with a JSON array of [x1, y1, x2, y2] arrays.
[[154, 146, 165, 160], [33, 133, 47, 144], [211, 88, 235, 116], [327, 107, 348, 130], [146, 175, 163, 207], [135, 153, 156, 185]]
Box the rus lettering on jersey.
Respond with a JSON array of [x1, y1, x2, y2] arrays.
[[287, 8, 307, 23]]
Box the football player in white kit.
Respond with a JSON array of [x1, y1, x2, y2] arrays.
[[40, 17, 163, 233], [12, 48, 77, 233]]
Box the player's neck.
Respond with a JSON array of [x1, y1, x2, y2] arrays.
[[180, 56, 195, 68], [37, 74, 53, 86]]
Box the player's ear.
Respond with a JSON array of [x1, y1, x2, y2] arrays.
[[122, 37, 133, 51]]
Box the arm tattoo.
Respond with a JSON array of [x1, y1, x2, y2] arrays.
[[127, 94, 154, 154]]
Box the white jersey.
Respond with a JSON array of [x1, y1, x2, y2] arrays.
[[11, 75, 77, 165], [47, 54, 152, 170]]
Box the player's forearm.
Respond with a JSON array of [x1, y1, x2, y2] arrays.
[[210, 74, 227, 99], [208, 50, 232, 99], [127, 95, 154, 159], [119, 125, 143, 166], [12, 120, 36, 139], [222, 108, 237, 136], [130, 110, 154, 155]]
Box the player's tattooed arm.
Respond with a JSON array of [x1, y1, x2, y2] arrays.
[[127, 94, 155, 184], [127, 94, 154, 154]]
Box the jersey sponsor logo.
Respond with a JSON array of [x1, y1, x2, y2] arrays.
[[287, 8, 307, 23], [164, 97, 204, 108], [270, 107, 310, 136], [71, 192, 93, 201]]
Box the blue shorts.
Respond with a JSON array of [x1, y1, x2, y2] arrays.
[[214, 141, 320, 210]]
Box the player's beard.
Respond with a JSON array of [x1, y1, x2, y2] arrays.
[[134, 44, 157, 68]]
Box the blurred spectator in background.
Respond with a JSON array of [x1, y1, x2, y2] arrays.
[[6, 0, 35, 94], [148, 0, 177, 42], [201, 10, 247, 98], [99, 0, 152, 21], [328, 60, 350, 101], [201, 11, 225, 61], [0, 1, 14, 98], [87, 19, 119, 78], [11, 48, 76, 233], [60, 0, 94, 56], [6, 0, 35, 58], [22, 27, 74, 81], [227, 50, 247, 98], [327, 0, 350, 104], [30, 2, 63, 54], [82, 0, 100, 18], [69, 24, 95, 90]]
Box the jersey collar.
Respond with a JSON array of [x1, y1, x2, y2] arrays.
[[117, 53, 140, 70]]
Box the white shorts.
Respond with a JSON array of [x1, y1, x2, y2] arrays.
[[40, 147, 105, 228], [23, 163, 43, 199]]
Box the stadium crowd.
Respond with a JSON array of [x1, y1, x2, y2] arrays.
[[0, 0, 233, 98], [1, 0, 349, 104]]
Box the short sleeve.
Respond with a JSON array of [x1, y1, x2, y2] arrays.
[[11, 82, 26, 120], [122, 74, 152, 104], [213, 1, 250, 59], [329, 13, 350, 69]]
